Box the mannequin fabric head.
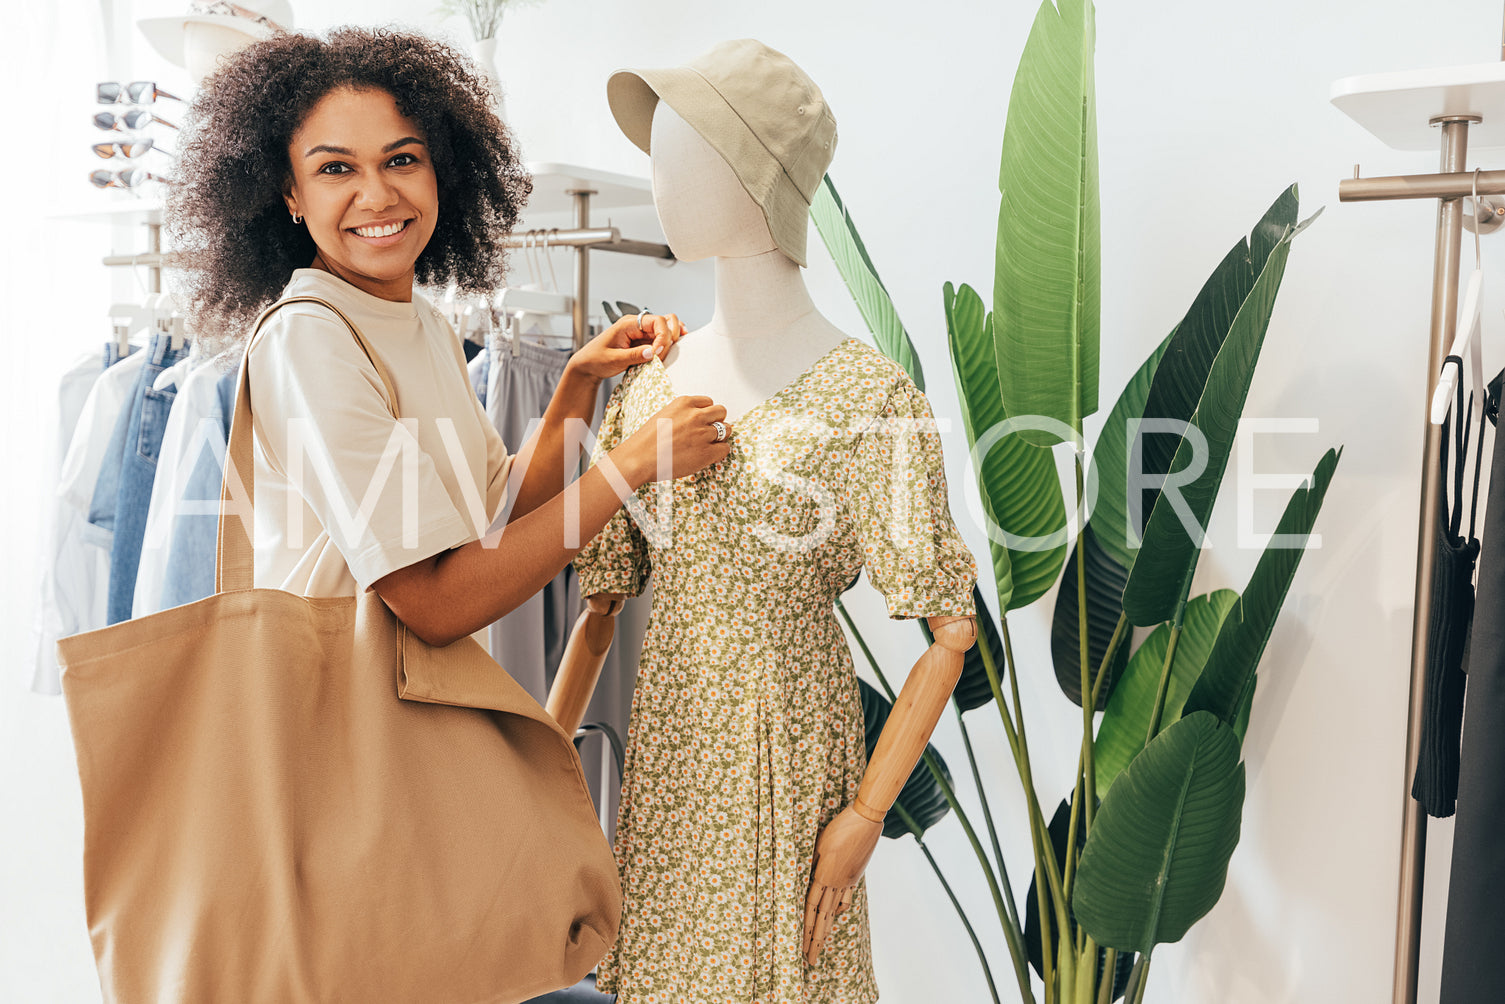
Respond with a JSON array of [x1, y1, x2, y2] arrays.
[[607, 38, 837, 267], [648, 103, 777, 262]]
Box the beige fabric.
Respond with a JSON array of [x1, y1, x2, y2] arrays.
[[607, 38, 837, 268], [249, 268, 512, 599], [56, 295, 621, 1004]]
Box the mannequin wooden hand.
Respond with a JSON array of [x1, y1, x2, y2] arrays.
[[801, 806, 883, 964]]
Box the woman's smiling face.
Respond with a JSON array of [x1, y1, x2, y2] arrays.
[[284, 86, 439, 301]]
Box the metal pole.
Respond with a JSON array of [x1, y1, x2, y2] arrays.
[[146, 221, 162, 295], [567, 189, 595, 351], [1393, 115, 1472, 1004]]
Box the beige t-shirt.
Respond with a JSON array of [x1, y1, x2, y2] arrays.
[[247, 268, 512, 597]]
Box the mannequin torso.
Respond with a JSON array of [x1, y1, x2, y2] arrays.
[[649, 104, 847, 424]]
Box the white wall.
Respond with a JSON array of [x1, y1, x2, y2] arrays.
[[5, 0, 1497, 1001]]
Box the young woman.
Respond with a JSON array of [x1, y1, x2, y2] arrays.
[[168, 27, 729, 642]]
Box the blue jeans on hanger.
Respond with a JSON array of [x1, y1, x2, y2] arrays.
[[85, 341, 141, 531], [103, 330, 189, 624], [159, 368, 237, 609]]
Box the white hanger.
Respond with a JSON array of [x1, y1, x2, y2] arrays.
[[1431, 170, 1487, 429]]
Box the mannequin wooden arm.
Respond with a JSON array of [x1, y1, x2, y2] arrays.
[[802, 613, 976, 963], [852, 614, 976, 819], [545, 593, 625, 736]]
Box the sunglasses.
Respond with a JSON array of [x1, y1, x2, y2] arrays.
[[94, 110, 178, 132], [89, 168, 169, 190], [96, 81, 184, 105], [91, 138, 172, 160]]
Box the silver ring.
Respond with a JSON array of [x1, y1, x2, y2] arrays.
[[712, 421, 727, 442], [636, 308, 651, 332]]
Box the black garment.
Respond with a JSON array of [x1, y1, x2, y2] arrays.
[[1440, 372, 1505, 1001], [1412, 375, 1485, 817]]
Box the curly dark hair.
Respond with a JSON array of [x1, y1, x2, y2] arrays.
[[167, 26, 532, 352]]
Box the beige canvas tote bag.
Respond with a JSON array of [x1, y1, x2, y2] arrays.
[[56, 295, 621, 1004]]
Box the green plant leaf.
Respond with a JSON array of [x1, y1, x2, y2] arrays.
[[1048, 525, 1130, 708], [1131, 191, 1296, 512], [995, 0, 1100, 446], [1073, 711, 1246, 955], [857, 677, 952, 839], [923, 584, 1007, 713], [1121, 189, 1311, 626], [1093, 590, 1240, 795], [811, 174, 924, 392], [1088, 330, 1175, 569], [1048, 332, 1172, 706], [945, 282, 1067, 611], [1183, 448, 1341, 726]]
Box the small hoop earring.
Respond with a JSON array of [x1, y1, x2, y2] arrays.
[[291, 211, 303, 224]]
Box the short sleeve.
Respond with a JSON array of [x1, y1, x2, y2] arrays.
[[573, 376, 650, 598], [847, 376, 977, 619], [248, 306, 475, 591]]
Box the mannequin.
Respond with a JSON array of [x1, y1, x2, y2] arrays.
[[549, 97, 979, 987]]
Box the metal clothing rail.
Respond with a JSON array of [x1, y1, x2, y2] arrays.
[[1339, 116, 1480, 1004]]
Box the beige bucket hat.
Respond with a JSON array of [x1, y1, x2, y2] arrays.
[[607, 39, 837, 268]]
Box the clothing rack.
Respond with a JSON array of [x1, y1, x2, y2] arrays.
[[1332, 56, 1505, 1004]]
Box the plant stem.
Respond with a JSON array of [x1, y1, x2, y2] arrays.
[[1089, 614, 1129, 712], [1076, 935, 1098, 1004], [1063, 758, 1085, 908], [1096, 949, 1118, 1004], [899, 813, 1011, 1004], [997, 620, 1072, 973], [1076, 457, 1095, 831], [956, 706, 1017, 928], [1126, 955, 1151, 1004], [1144, 624, 1182, 745]]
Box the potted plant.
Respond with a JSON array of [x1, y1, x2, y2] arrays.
[[812, 1, 1338, 1000]]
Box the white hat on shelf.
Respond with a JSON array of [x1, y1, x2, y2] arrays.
[[137, 0, 295, 69]]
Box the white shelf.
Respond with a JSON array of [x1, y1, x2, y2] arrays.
[[1332, 61, 1505, 151], [521, 162, 655, 217]]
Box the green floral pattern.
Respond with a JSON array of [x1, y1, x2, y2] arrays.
[[575, 338, 976, 1003]]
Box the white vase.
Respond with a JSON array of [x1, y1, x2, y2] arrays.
[[470, 35, 508, 123]]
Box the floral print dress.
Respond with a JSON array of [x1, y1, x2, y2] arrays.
[[574, 337, 977, 1004]]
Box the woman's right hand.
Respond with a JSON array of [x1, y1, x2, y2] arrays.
[[609, 395, 731, 487]]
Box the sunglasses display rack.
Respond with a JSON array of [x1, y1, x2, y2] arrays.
[[1332, 61, 1505, 1004], [90, 81, 180, 194]]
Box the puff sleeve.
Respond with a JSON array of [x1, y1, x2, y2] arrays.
[[573, 376, 651, 598], [846, 375, 977, 620]]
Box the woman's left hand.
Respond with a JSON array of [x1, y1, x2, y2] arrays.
[[568, 311, 686, 382]]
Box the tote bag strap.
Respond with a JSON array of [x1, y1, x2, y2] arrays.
[[216, 294, 400, 594]]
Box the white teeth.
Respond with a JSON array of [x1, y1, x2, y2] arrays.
[[354, 221, 405, 238]]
